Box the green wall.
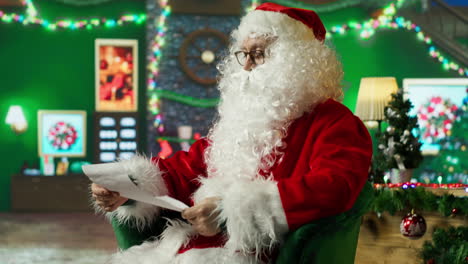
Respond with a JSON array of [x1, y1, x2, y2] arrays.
[[0, 0, 146, 211], [319, 7, 457, 111], [0, 4, 461, 211]]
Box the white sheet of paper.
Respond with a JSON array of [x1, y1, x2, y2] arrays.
[[82, 163, 188, 212]]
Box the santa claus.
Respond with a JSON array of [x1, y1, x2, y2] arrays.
[[90, 2, 372, 263]]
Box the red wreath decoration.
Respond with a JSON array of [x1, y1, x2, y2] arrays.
[[47, 121, 78, 150], [417, 96, 458, 144]]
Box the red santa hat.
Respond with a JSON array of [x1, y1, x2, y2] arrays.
[[254, 2, 326, 42]]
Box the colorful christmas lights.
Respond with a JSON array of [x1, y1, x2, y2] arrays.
[[374, 182, 468, 189], [323, 1, 465, 76], [147, 0, 171, 133], [0, 0, 146, 30], [324, 1, 467, 77], [24, 0, 38, 22], [245, 0, 260, 13]]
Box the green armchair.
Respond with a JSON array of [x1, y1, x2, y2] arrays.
[[110, 182, 373, 264]]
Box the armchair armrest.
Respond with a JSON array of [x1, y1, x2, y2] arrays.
[[275, 182, 374, 264]]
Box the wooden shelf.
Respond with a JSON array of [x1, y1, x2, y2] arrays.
[[425, 187, 468, 197], [11, 174, 93, 212]]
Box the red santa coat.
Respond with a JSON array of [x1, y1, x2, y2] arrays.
[[144, 98, 372, 255]]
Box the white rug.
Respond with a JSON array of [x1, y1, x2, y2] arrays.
[[0, 247, 113, 264], [0, 213, 117, 264]]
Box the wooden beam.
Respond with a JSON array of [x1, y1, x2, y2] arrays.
[[170, 0, 241, 16], [0, 0, 22, 6]]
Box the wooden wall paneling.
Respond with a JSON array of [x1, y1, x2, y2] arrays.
[[355, 212, 467, 264], [170, 0, 241, 15]]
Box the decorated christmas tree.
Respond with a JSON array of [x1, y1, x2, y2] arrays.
[[372, 89, 423, 183]]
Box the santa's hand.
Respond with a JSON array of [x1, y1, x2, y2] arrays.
[[182, 197, 222, 237], [91, 183, 128, 212]]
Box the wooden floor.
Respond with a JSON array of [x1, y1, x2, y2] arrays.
[[0, 213, 117, 264], [1, 212, 465, 263]]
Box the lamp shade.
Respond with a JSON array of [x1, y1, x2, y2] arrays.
[[5, 105, 28, 134], [354, 77, 399, 121], [5, 105, 26, 124]]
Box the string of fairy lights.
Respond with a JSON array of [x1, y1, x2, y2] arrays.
[[325, 3, 466, 76], [0, 0, 146, 29], [374, 182, 468, 190], [0, 0, 466, 129], [148, 0, 171, 133]]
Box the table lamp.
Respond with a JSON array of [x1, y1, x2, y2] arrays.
[[354, 77, 399, 131], [5, 105, 28, 134]]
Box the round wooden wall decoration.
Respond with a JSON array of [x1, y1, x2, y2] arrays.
[[179, 28, 229, 86]]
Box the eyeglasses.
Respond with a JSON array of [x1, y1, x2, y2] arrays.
[[234, 50, 265, 66]]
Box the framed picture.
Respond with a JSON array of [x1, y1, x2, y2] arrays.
[[95, 39, 138, 112], [403, 78, 468, 155], [38, 110, 87, 157]]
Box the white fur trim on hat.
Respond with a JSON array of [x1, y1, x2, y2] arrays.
[[234, 9, 316, 44]]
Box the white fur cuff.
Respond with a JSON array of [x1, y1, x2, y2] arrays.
[[198, 177, 289, 256], [94, 154, 169, 230], [108, 201, 161, 231]]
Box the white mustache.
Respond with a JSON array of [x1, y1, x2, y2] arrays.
[[231, 67, 269, 93], [230, 70, 250, 92]]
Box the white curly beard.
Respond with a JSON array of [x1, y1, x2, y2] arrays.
[[206, 70, 287, 180], [205, 35, 343, 181]]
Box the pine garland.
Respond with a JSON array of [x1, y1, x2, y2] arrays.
[[371, 187, 468, 217], [420, 226, 468, 264]]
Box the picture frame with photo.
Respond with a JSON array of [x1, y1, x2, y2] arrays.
[[95, 38, 138, 112], [38, 110, 87, 157]]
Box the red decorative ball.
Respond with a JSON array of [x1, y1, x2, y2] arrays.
[[100, 59, 108, 70], [451, 208, 459, 215], [426, 259, 435, 264], [400, 212, 427, 239]]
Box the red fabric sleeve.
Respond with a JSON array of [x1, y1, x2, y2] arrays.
[[277, 113, 372, 230], [151, 138, 209, 206]]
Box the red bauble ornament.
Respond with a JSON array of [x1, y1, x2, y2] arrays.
[[426, 259, 435, 264], [451, 208, 459, 215], [400, 211, 427, 239], [100, 59, 108, 70]]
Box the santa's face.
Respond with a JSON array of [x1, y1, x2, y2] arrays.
[[236, 37, 270, 71]]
